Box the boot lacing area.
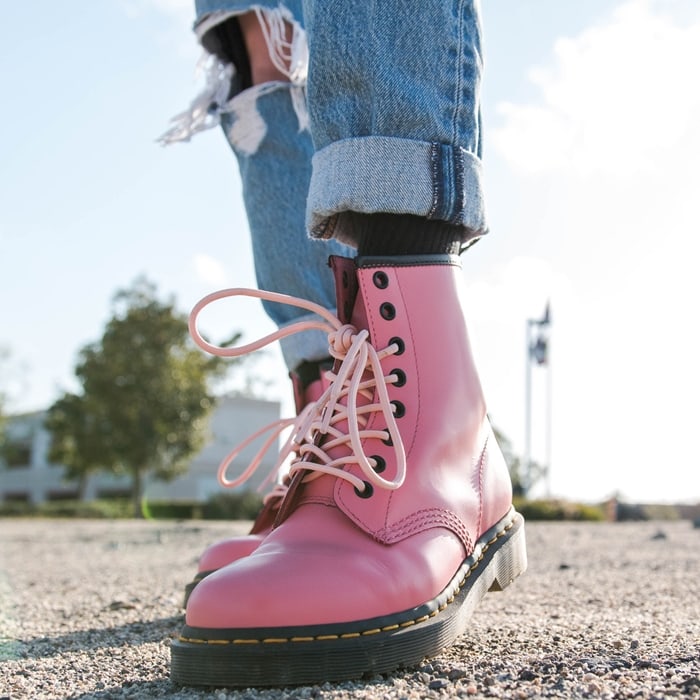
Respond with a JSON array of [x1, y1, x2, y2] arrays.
[[289, 324, 406, 495], [189, 287, 407, 499]]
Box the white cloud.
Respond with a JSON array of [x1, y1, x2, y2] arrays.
[[118, 0, 193, 27], [492, 0, 700, 178], [117, 0, 197, 58], [143, 0, 195, 28], [464, 256, 569, 326], [481, 0, 700, 503], [193, 253, 228, 286]]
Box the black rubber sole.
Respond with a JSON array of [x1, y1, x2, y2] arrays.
[[171, 509, 527, 688]]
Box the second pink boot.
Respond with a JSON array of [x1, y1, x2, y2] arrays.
[[183, 298, 332, 606]]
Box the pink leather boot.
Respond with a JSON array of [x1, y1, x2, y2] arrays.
[[172, 254, 527, 687], [182, 372, 328, 606]]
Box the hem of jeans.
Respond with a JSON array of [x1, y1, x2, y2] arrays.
[[278, 310, 336, 372], [306, 136, 487, 247]]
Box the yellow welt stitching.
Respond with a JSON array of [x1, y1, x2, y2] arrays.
[[178, 517, 516, 647]]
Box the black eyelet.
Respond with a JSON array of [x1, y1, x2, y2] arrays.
[[342, 270, 349, 288], [373, 271, 389, 289], [391, 368, 407, 387], [380, 302, 396, 320], [382, 432, 393, 446], [391, 400, 406, 418], [370, 455, 386, 473], [354, 481, 374, 498], [389, 336, 405, 355]]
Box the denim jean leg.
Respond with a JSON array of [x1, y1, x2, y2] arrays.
[[220, 85, 353, 370], [301, 0, 487, 246], [191, 0, 353, 371]]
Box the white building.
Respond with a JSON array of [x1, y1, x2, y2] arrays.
[[0, 395, 281, 505]]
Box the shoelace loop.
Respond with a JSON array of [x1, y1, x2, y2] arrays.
[[189, 287, 407, 499]]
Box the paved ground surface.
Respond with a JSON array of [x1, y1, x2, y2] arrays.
[[0, 517, 698, 699]]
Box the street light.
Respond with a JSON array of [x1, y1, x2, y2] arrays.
[[524, 303, 551, 497]]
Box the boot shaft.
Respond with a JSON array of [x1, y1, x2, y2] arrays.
[[288, 255, 513, 552]]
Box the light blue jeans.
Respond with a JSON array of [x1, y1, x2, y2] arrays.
[[181, 0, 486, 371]]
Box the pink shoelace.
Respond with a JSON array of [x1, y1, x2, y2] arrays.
[[189, 288, 407, 497]]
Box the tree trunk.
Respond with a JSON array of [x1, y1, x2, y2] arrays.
[[77, 473, 88, 501], [132, 468, 144, 518]]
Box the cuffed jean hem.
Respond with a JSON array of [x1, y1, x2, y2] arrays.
[[306, 136, 487, 246], [278, 310, 334, 372]]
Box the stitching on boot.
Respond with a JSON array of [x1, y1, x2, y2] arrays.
[[477, 433, 488, 535], [294, 494, 336, 509], [375, 508, 472, 550]]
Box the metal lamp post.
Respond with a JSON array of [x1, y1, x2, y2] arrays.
[[524, 303, 551, 497]]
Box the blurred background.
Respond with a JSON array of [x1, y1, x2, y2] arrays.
[[1, 0, 698, 507]]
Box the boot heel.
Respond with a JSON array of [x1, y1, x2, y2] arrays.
[[488, 511, 528, 592]]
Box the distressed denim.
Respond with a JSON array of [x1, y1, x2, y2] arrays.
[[220, 84, 353, 369], [181, 0, 353, 371], [171, 0, 485, 369]]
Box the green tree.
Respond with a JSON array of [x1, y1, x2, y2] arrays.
[[492, 425, 545, 498], [46, 278, 234, 516], [45, 392, 107, 499]]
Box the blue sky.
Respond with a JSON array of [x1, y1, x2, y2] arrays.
[[1, 1, 699, 504]]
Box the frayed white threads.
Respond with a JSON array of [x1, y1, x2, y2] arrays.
[[290, 84, 310, 133], [255, 5, 309, 131], [226, 84, 270, 156], [158, 5, 310, 147], [254, 6, 308, 86], [157, 52, 234, 145]]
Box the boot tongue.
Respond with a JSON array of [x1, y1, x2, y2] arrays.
[[290, 362, 333, 414], [329, 254, 369, 342], [305, 255, 370, 499], [275, 256, 373, 520], [330, 255, 359, 324]]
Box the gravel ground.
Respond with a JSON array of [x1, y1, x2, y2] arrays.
[[0, 517, 698, 700]]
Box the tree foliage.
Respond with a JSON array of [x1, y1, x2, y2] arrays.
[[46, 278, 234, 515], [492, 424, 545, 498], [45, 392, 106, 498]]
